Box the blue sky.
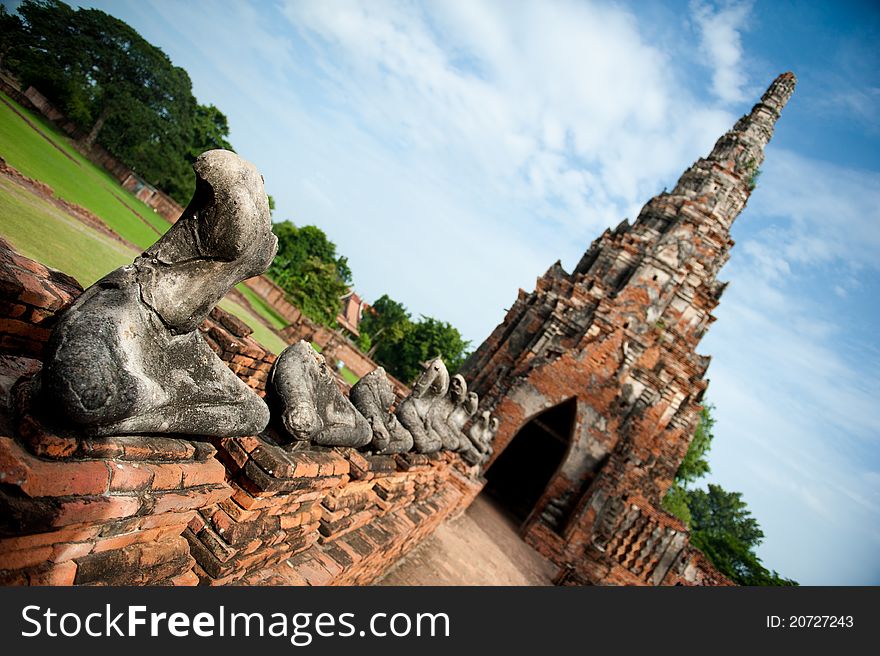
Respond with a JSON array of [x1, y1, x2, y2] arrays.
[[43, 0, 880, 584]]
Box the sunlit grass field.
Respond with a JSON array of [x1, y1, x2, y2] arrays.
[[0, 92, 171, 247], [0, 92, 360, 375]]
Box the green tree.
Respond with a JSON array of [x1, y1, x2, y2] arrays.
[[7, 0, 234, 204], [661, 405, 715, 526], [360, 294, 411, 357], [661, 404, 796, 586], [0, 6, 25, 71], [359, 295, 470, 383], [267, 221, 350, 326], [402, 317, 470, 380], [189, 103, 233, 157], [688, 485, 797, 586], [676, 405, 714, 484]]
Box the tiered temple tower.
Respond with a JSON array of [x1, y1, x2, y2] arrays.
[[461, 73, 796, 585]]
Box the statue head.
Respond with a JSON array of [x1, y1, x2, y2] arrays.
[[412, 357, 449, 398], [449, 374, 467, 404], [464, 392, 479, 415]]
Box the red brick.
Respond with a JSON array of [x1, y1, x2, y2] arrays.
[[52, 495, 141, 527], [0, 545, 53, 570], [14, 270, 63, 310], [109, 462, 154, 492], [151, 485, 230, 515], [138, 537, 189, 568], [0, 301, 27, 318], [28, 561, 77, 586], [147, 463, 183, 490], [0, 525, 100, 553], [0, 437, 110, 497], [238, 436, 261, 453], [51, 542, 93, 563], [181, 458, 226, 488], [170, 570, 199, 586], [136, 510, 195, 531]]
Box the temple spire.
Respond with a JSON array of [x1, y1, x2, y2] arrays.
[[705, 71, 797, 175]]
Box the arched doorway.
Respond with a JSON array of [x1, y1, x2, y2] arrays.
[[484, 398, 576, 526]]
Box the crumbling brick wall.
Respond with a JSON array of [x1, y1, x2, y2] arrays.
[[0, 241, 484, 586]]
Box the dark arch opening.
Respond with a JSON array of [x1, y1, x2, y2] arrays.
[[484, 398, 576, 526]]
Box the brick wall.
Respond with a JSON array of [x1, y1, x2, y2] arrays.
[[0, 242, 483, 586], [242, 275, 303, 325]]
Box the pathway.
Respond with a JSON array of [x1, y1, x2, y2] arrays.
[[376, 494, 556, 586]]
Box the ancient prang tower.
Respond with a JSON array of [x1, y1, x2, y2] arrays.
[[461, 73, 796, 585]]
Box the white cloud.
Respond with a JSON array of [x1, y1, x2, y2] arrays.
[[692, 0, 753, 104], [749, 149, 880, 269], [273, 0, 742, 337]]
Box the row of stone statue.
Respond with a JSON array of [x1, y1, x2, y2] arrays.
[[272, 341, 495, 464], [34, 149, 496, 464]]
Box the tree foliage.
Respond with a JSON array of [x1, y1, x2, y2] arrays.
[[359, 294, 470, 384], [661, 403, 797, 586], [3, 0, 234, 204], [360, 295, 410, 354], [676, 405, 714, 484], [267, 222, 350, 327]]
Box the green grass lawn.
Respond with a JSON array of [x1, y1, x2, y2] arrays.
[[0, 176, 137, 285], [1, 176, 287, 354], [339, 366, 360, 385], [0, 92, 172, 248], [235, 282, 289, 330], [0, 91, 296, 355], [217, 298, 288, 355]]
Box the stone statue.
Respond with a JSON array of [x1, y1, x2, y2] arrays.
[[485, 416, 499, 457], [426, 373, 468, 451], [269, 340, 371, 447], [40, 150, 276, 437], [460, 410, 497, 465], [448, 390, 479, 446], [349, 367, 413, 454], [395, 357, 448, 453]]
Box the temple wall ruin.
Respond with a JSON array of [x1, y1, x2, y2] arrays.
[[0, 241, 483, 586]]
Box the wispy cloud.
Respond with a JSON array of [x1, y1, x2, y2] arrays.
[[692, 0, 753, 104], [269, 0, 742, 335], [749, 150, 880, 269]]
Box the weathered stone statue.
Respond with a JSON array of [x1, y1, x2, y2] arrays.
[[350, 367, 413, 454], [485, 416, 499, 456], [269, 340, 371, 447], [426, 373, 468, 450], [40, 150, 276, 436], [461, 410, 496, 465], [395, 357, 448, 453], [448, 390, 479, 446]]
